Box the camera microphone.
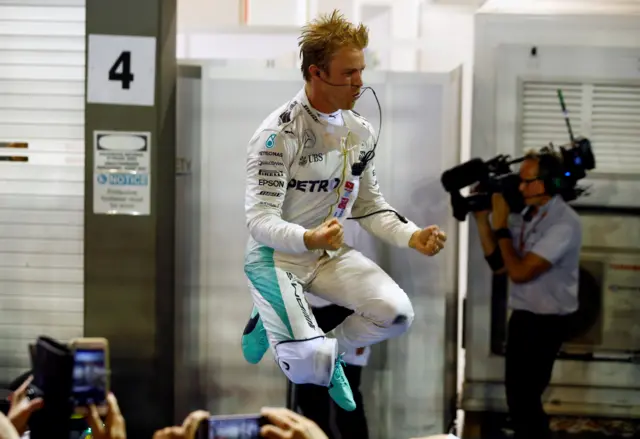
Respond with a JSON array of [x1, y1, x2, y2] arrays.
[[441, 158, 488, 192]]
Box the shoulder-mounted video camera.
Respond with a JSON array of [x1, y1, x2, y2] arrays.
[[441, 89, 596, 221]]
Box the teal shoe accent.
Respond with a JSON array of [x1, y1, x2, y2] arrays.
[[241, 307, 270, 364], [328, 354, 356, 412]]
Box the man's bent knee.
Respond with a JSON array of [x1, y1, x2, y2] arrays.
[[367, 291, 415, 331], [274, 336, 337, 387]]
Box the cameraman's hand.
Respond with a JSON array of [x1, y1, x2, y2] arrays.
[[470, 184, 490, 219], [0, 413, 19, 439], [7, 375, 43, 436], [491, 193, 510, 229], [303, 218, 344, 251], [260, 407, 327, 439], [86, 393, 126, 439], [152, 410, 209, 439]]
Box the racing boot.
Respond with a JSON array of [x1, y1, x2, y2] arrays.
[[328, 354, 356, 412], [241, 307, 270, 364]]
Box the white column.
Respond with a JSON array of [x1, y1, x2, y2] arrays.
[[248, 0, 299, 26], [312, 0, 359, 22], [389, 0, 421, 71], [177, 0, 242, 31]]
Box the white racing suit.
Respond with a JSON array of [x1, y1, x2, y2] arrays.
[[244, 87, 420, 386], [304, 293, 372, 367]]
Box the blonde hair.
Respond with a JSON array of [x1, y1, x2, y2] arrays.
[[298, 10, 369, 81]]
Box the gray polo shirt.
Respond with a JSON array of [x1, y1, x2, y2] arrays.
[[507, 195, 582, 315]]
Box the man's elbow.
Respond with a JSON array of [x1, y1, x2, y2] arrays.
[[508, 273, 529, 284], [246, 212, 270, 240], [508, 266, 541, 284]]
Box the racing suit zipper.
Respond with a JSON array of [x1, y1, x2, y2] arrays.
[[323, 145, 349, 222]]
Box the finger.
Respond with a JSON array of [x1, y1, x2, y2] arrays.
[[104, 393, 122, 429], [26, 397, 44, 413], [111, 414, 127, 439], [325, 218, 340, 227], [267, 407, 305, 424], [417, 243, 431, 256], [260, 408, 295, 430], [153, 426, 184, 439], [438, 231, 447, 241], [334, 229, 344, 243], [13, 376, 33, 400], [106, 393, 122, 418], [423, 242, 439, 256], [424, 225, 439, 234], [260, 424, 289, 439], [87, 404, 106, 437], [182, 410, 210, 439]]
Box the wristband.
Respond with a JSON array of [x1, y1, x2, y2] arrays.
[[494, 228, 512, 240], [484, 247, 504, 271]]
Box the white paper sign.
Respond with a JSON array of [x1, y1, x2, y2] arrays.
[[94, 131, 150, 173], [87, 34, 156, 106], [94, 172, 150, 215], [93, 131, 151, 215]]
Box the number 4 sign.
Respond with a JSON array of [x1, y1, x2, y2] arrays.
[[87, 34, 156, 107]]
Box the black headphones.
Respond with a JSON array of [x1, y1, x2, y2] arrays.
[[537, 151, 565, 195]]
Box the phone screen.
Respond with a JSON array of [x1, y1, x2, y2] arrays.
[[206, 415, 263, 439], [72, 348, 107, 407]]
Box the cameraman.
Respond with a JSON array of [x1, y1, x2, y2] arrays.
[[472, 150, 582, 439]]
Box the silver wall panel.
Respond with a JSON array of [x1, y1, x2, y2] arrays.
[[0, 1, 85, 382]]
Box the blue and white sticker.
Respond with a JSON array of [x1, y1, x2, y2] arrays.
[[265, 133, 277, 149]]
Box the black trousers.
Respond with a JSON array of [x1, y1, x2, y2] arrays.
[[505, 310, 571, 439], [293, 305, 369, 439]]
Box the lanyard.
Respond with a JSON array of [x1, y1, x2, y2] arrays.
[[518, 197, 556, 253]]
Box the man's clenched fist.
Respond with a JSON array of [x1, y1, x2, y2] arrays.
[[409, 225, 447, 257], [304, 218, 344, 251]]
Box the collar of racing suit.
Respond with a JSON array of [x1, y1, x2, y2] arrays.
[[293, 87, 373, 149]]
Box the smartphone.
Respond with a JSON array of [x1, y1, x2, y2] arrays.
[[68, 337, 110, 416], [196, 414, 269, 439]]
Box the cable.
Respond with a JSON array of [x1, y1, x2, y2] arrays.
[[345, 86, 408, 224], [313, 71, 409, 225]]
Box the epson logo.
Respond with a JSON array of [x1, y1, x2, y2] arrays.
[[259, 169, 284, 177], [259, 179, 285, 188]]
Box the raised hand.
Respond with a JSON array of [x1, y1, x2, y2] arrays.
[[409, 225, 447, 257], [303, 218, 344, 251], [7, 375, 43, 436]]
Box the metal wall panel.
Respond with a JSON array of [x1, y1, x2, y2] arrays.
[[0, 0, 85, 382]]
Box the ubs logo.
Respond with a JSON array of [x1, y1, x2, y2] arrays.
[[299, 153, 323, 167]]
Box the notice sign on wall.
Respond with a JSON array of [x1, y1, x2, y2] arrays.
[[93, 131, 151, 215]]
